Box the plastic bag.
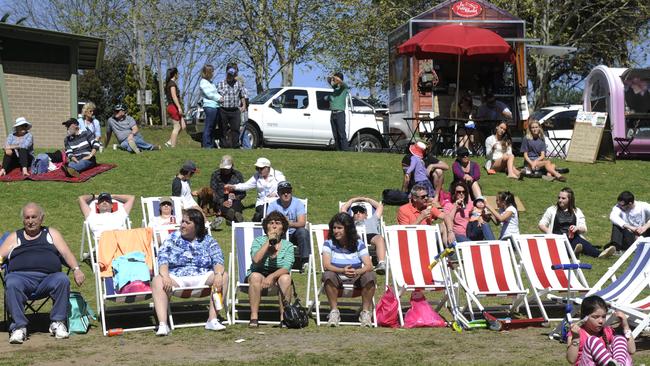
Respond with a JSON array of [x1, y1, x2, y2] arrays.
[[404, 291, 446, 328], [376, 286, 400, 328]]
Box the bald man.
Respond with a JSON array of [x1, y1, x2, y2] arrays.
[[0, 203, 85, 344]]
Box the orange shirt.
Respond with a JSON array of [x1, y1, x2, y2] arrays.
[[397, 203, 442, 225]]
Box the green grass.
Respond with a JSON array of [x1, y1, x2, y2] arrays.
[[1, 127, 650, 364]]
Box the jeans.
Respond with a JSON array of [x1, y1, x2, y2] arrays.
[[68, 159, 96, 173], [202, 107, 218, 148], [330, 110, 348, 151], [5, 271, 70, 331], [240, 113, 252, 149], [218, 108, 241, 148], [120, 134, 154, 152], [290, 228, 311, 262], [466, 221, 496, 241], [569, 235, 601, 258]]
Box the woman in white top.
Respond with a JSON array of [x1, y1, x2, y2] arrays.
[[485, 191, 519, 239], [484, 122, 520, 179]]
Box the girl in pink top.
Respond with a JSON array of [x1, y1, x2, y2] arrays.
[[443, 181, 473, 242]]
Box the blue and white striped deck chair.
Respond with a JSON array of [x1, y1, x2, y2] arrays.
[[93, 228, 156, 336], [141, 196, 184, 228], [228, 222, 286, 325], [582, 237, 650, 338]]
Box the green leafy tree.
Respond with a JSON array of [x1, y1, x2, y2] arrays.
[[78, 54, 130, 122]]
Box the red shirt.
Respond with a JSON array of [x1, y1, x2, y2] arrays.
[[397, 203, 442, 225]]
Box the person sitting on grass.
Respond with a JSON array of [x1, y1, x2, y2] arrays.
[[61, 118, 100, 178], [402, 141, 434, 198], [246, 211, 294, 328], [452, 147, 483, 199], [322, 212, 376, 327], [520, 120, 566, 182], [105, 104, 160, 153], [485, 191, 519, 239], [443, 181, 474, 242], [0, 117, 34, 177], [466, 197, 495, 241], [608, 190, 650, 253], [566, 295, 635, 365], [152, 208, 227, 335], [484, 122, 520, 179], [78, 193, 136, 239], [423, 143, 449, 204], [172, 160, 204, 214], [340, 196, 387, 275], [210, 155, 246, 226], [539, 187, 615, 258]]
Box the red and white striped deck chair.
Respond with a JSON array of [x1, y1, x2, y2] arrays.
[[453, 240, 532, 322], [384, 225, 461, 327], [227, 222, 286, 325], [510, 234, 590, 321], [93, 227, 156, 336], [80, 200, 132, 267], [307, 223, 377, 326]]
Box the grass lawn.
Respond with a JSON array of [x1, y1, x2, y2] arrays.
[[1, 127, 650, 365]]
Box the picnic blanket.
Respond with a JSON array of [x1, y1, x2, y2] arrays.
[[0, 164, 117, 183]]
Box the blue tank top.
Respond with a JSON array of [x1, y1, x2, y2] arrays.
[[7, 227, 62, 274]]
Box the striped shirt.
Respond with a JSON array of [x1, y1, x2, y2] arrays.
[[216, 79, 248, 109], [322, 239, 368, 269], [64, 130, 99, 161]]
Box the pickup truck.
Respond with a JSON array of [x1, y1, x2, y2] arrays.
[[185, 86, 386, 150]]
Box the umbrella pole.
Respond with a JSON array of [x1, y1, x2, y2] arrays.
[[454, 54, 461, 149]]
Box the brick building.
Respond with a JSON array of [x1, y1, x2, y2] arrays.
[[0, 24, 104, 147]]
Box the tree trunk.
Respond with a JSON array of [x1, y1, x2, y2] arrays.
[[280, 62, 294, 86], [156, 55, 167, 127]]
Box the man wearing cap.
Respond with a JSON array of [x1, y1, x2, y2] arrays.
[[225, 157, 286, 222], [402, 141, 434, 198], [0, 202, 85, 344], [340, 196, 387, 274], [78, 193, 136, 239], [210, 155, 246, 225], [327, 72, 350, 151], [0, 117, 34, 177], [61, 118, 100, 177], [172, 160, 202, 212], [105, 104, 159, 153], [266, 181, 310, 270], [216, 63, 248, 148]]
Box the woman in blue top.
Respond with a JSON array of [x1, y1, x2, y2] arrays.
[[321, 212, 376, 327], [152, 208, 226, 335], [1, 117, 34, 177], [521, 121, 566, 182], [199, 64, 222, 149]]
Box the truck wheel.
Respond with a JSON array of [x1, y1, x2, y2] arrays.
[[245, 124, 262, 148], [352, 134, 382, 151]]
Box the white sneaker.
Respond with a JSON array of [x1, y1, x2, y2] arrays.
[[156, 323, 170, 336], [9, 328, 26, 344], [327, 309, 340, 327], [205, 318, 226, 331], [599, 246, 616, 258], [49, 321, 69, 339], [359, 310, 373, 327]]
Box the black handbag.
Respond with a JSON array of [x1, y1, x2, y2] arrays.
[[278, 282, 309, 329]]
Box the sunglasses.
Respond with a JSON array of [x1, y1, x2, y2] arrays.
[[455, 190, 466, 194], [416, 194, 429, 199], [160, 202, 172, 206]]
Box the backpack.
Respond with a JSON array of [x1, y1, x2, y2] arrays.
[[30, 153, 50, 175], [68, 291, 96, 334], [382, 189, 409, 206]]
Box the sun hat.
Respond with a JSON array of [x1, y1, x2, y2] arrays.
[[13, 117, 32, 130], [254, 157, 271, 168], [408, 141, 427, 158]]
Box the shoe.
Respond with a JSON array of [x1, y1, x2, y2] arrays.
[[573, 243, 583, 256], [234, 212, 244, 223], [327, 309, 340, 327], [614, 250, 624, 257], [248, 319, 259, 328], [210, 217, 225, 231], [542, 175, 555, 182], [556, 175, 567, 182], [487, 169, 496, 175], [64, 165, 80, 178], [374, 261, 386, 275], [164, 141, 172, 148], [557, 168, 570, 174], [127, 139, 141, 154], [359, 310, 373, 327], [300, 261, 309, 274], [599, 246, 616, 258], [156, 323, 170, 336], [49, 321, 69, 339], [9, 328, 26, 344], [517, 173, 524, 181], [151, 145, 161, 151], [205, 318, 226, 331]]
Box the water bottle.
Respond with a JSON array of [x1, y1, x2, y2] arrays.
[[108, 328, 124, 336], [212, 288, 223, 310]]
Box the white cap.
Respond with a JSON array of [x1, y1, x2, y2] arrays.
[[254, 157, 271, 168], [14, 117, 31, 129]]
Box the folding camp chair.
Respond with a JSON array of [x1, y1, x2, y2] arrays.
[[509, 234, 590, 321], [384, 224, 466, 327], [94, 227, 156, 336], [338, 200, 389, 270], [227, 222, 286, 325], [307, 223, 377, 326], [453, 240, 532, 323], [80, 200, 132, 266]]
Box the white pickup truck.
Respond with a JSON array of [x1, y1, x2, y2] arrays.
[[244, 87, 385, 150]]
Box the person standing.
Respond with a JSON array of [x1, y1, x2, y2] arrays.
[[199, 64, 221, 149], [327, 72, 350, 151], [164, 67, 186, 148], [216, 62, 248, 148]]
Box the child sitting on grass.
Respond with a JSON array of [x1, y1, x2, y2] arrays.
[[485, 191, 519, 239], [466, 197, 495, 240], [566, 295, 635, 365]]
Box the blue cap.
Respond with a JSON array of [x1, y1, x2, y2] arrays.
[[227, 67, 237, 75]]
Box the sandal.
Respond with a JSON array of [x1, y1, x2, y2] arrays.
[[248, 319, 259, 328], [487, 169, 496, 175]]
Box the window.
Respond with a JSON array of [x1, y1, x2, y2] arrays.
[[546, 111, 578, 130], [276, 89, 308, 109], [316, 91, 332, 110], [250, 88, 282, 105]]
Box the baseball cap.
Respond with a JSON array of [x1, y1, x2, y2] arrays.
[[159, 196, 173, 205], [97, 192, 112, 203], [62, 118, 80, 127], [254, 157, 271, 168], [473, 196, 485, 205], [277, 181, 292, 192], [350, 205, 367, 214], [114, 103, 126, 111], [227, 67, 237, 75], [219, 155, 233, 169], [182, 160, 197, 173]]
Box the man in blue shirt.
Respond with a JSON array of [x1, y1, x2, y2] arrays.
[[265, 181, 309, 271]]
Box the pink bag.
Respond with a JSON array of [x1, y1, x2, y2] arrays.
[[404, 291, 446, 328], [376, 286, 400, 328], [119, 280, 151, 294]]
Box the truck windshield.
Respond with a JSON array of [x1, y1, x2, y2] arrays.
[[530, 109, 553, 121], [250, 88, 282, 104]]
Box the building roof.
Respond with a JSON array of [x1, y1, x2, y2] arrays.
[[0, 23, 104, 69]]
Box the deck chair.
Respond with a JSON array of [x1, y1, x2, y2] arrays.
[[338, 200, 388, 261], [80, 200, 132, 266], [384, 225, 465, 327], [141, 196, 184, 228], [228, 222, 287, 325], [263, 198, 309, 272], [453, 240, 532, 323], [94, 227, 156, 336], [509, 234, 590, 321], [307, 223, 377, 326]]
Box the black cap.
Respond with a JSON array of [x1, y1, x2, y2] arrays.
[[182, 160, 197, 173], [277, 181, 292, 192], [351, 205, 367, 214], [114, 103, 126, 111], [456, 147, 470, 157], [97, 192, 112, 203], [62, 118, 79, 127]]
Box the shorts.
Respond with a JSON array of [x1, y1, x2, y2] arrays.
[[322, 270, 376, 289], [365, 233, 378, 243], [244, 269, 272, 282], [167, 104, 182, 121], [169, 272, 212, 288]]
